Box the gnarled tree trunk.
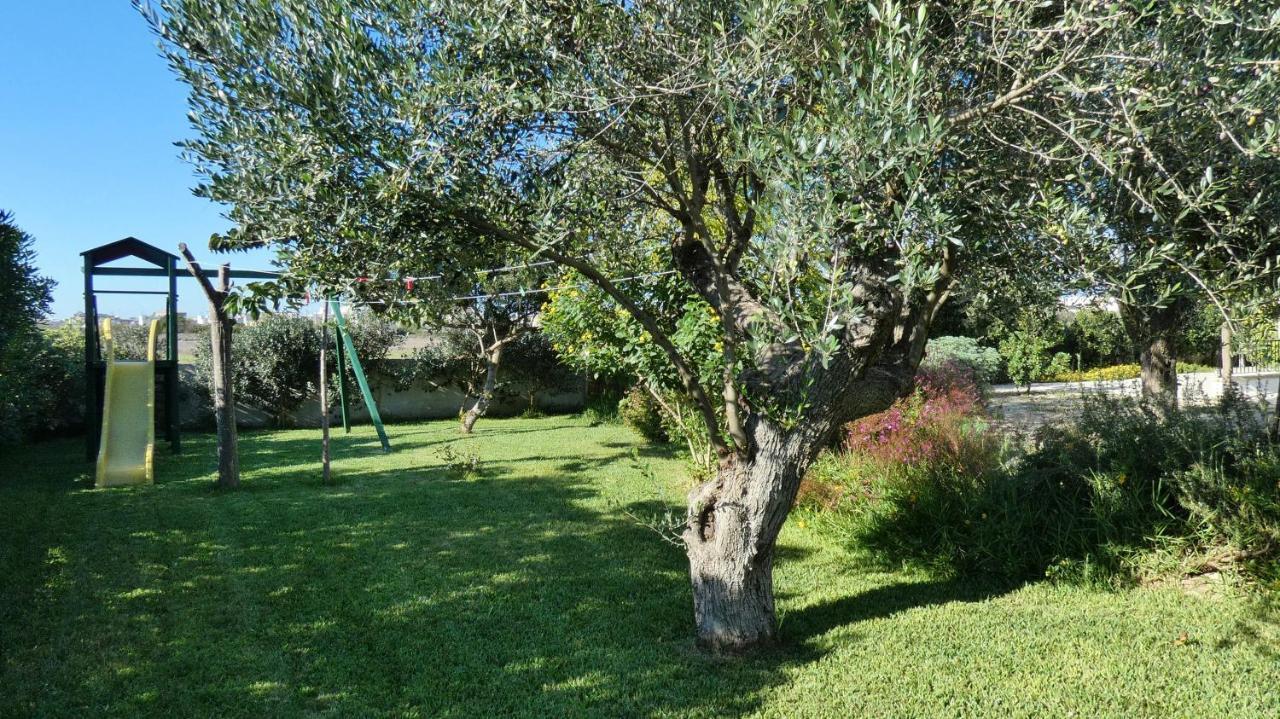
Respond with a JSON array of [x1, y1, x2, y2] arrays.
[[460, 344, 503, 434], [683, 418, 825, 650]]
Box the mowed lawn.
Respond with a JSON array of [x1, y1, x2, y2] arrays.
[[2, 417, 1277, 718]]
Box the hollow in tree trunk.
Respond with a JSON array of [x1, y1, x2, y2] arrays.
[[460, 345, 503, 434], [683, 414, 841, 651]]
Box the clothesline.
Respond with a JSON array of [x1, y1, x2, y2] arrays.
[[345, 268, 680, 301]]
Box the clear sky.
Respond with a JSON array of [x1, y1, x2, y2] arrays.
[[1, 1, 276, 319]]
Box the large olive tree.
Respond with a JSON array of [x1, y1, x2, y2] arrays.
[[146, 0, 1201, 649]]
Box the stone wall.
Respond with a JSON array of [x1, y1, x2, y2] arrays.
[[178, 359, 586, 429]]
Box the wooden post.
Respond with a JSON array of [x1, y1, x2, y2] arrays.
[[320, 301, 331, 483], [178, 244, 240, 489]]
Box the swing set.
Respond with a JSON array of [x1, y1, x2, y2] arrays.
[[82, 237, 390, 486]]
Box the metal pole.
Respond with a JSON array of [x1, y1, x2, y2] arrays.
[[84, 256, 98, 461], [334, 327, 351, 433], [320, 301, 331, 483], [329, 299, 391, 452]]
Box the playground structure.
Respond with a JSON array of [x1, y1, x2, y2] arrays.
[[82, 237, 391, 480], [95, 317, 159, 486]]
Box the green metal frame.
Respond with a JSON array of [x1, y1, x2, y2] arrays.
[[330, 299, 391, 452]]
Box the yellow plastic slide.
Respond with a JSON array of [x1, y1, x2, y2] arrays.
[[95, 318, 159, 487]]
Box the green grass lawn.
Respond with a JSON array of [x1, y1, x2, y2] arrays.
[[2, 416, 1277, 718]]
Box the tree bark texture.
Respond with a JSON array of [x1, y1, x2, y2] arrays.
[[683, 419, 816, 651], [460, 344, 503, 434], [682, 337, 915, 651], [1220, 321, 1234, 386]]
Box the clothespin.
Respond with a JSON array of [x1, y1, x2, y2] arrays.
[[406, 277, 415, 292], [357, 276, 369, 284]]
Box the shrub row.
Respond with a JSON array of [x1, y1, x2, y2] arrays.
[[801, 372, 1280, 585], [1047, 362, 1216, 383]]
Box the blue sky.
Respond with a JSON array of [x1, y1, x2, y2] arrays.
[[1, 2, 276, 319]]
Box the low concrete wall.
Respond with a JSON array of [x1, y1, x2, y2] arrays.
[[178, 361, 586, 430], [992, 370, 1280, 406]]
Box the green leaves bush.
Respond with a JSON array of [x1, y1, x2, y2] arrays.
[[1047, 362, 1216, 383], [193, 312, 402, 426], [921, 336, 1002, 385], [618, 386, 667, 443]]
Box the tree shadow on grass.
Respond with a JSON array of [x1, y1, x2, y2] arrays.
[[782, 576, 1014, 646], [2, 430, 1010, 718]]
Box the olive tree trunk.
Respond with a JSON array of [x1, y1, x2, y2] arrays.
[[209, 304, 240, 489], [460, 344, 503, 434], [680, 339, 912, 651], [683, 418, 825, 650], [1120, 300, 1181, 411]]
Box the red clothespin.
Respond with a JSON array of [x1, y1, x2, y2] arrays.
[[357, 276, 369, 283], [406, 277, 415, 292]]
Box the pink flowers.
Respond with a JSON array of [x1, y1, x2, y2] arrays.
[[845, 361, 986, 468]]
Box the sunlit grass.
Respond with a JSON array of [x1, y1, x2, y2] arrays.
[[2, 416, 1277, 717]]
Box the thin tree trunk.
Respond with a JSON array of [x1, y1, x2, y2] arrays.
[[178, 245, 239, 489], [1220, 321, 1234, 386], [683, 418, 823, 651], [460, 344, 503, 434], [208, 275, 239, 489], [320, 302, 331, 484], [1271, 382, 1280, 443]]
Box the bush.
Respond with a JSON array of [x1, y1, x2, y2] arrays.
[[1066, 308, 1128, 369], [0, 211, 55, 445], [810, 389, 1280, 583], [0, 324, 85, 443], [1000, 331, 1070, 389], [193, 312, 402, 427], [921, 336, 1002, 384], [1046, 362, 1216, 383], [844, 362, 989, 468], [618, 386, 667, 442]]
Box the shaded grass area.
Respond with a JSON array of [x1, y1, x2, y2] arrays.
[[1, 417, 1277, 717]]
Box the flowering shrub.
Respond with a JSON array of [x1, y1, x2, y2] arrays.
[[844, 361, 988, 470]]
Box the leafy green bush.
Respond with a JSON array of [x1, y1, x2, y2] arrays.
[[193, 312, 401, 426], [1000, 331, 1070, 389], [0, 324, 85, 443], [0, 211, 55, 445], [1066, 308, 1129, 368], [921, 336, 1002, 384], [618, 386, 667, 442], [1048, 363, 1143, 383]]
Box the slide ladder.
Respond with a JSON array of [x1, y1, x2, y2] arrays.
[[95, 318, 159, 487]]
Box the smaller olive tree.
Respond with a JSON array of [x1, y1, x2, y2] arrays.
[[398, 327, 571, 428]]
